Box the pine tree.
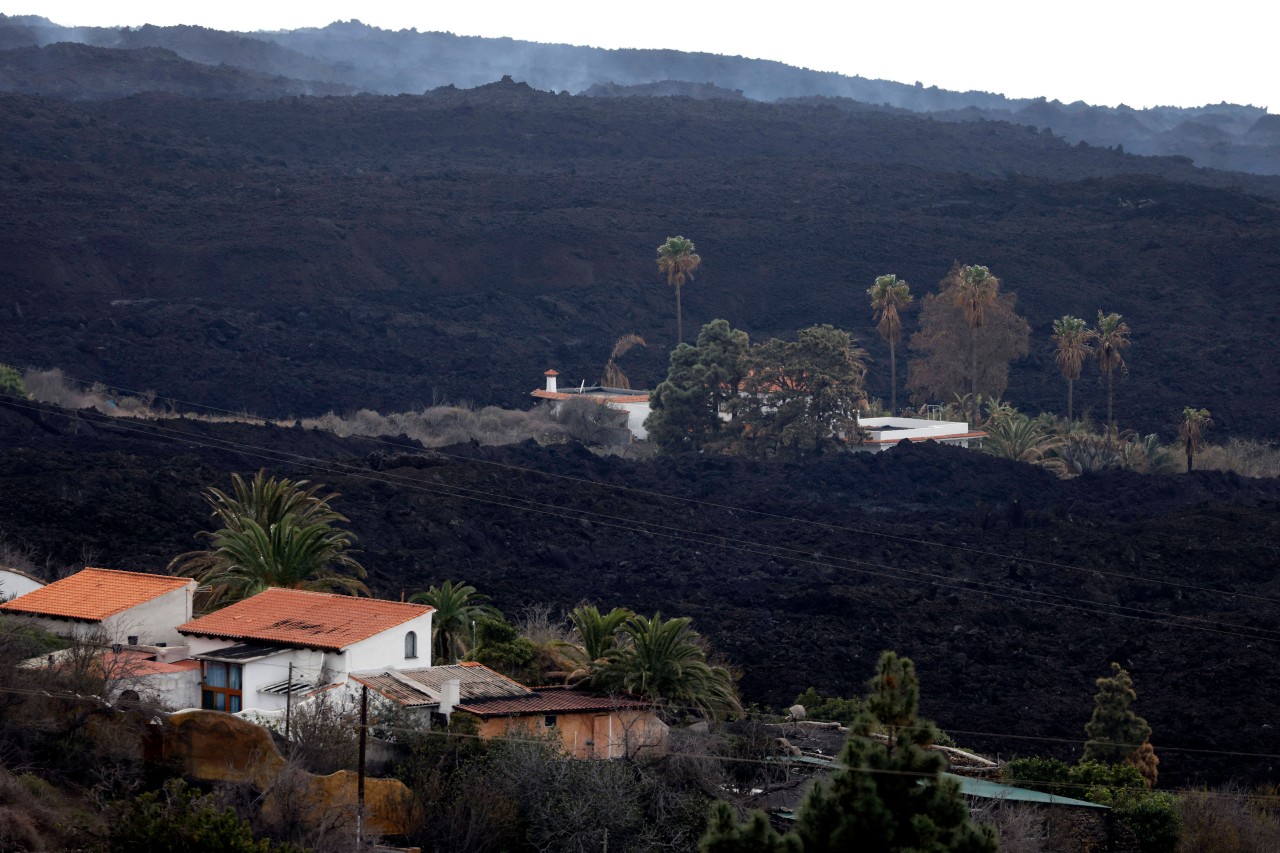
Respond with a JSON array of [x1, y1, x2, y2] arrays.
[[646, 319, 748, 452], [701, 652, 997, 853], [1084, 662, 1159, 786]]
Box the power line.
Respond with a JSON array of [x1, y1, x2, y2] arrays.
[[6, 365, 1274, 607], [1, 393, 1278, 646]]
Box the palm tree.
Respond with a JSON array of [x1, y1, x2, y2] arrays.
[[982, 413, 1062, 465], [595, 613, 741, 720], [656, 236, 702, 345], [867, 274, 913, 414], [600, 334, 647, 389], [1179, 407, 1213, 472], [1051, 315, 1094, 421], [949, 264, 1000, 427], [170, 471, 368, 608], [191, 514, 368, 601], [565, 604, 633, 682], [409, 580, 501, 664], [1094, 310, 1131, 433]]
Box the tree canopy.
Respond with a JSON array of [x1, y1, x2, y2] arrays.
[[645, 319, 749, 453], [1084, 662, 1159, 787], [733, 324, 868, 459], [907, 271, 1030, 413], [169, 470, 368, 608]]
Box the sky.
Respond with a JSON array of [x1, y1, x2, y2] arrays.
[[7, 1, 1274, 110]]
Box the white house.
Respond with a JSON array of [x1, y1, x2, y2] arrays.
[[0, 567, 46, 601], [531, 368, 652, 440], [176, 588, 434, 715], [854, 416, 986, 452], [0, 567, 196, 646]]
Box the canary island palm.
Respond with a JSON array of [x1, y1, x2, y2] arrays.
[[656, 235, 702, 345], [594, 613, 741, 720], [564, 604, 633, 683], [867, 274, 913, 414], [1179, 407, 1213, 472], [1094, 310, 1131, 433], [1052, 315, 1094, 422], [170, 470, 368, 608], [410, 580, 501, 663], [948, 264, 1000, 427]]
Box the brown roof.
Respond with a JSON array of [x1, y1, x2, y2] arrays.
[[351, 662, 533, 708], [531, 389, 650, 404], [456, 687, 655, 717], [178, 588, 432, 652], [0, 567, 193, 622]]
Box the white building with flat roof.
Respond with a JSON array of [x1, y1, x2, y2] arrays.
[[855, 417, 985, 452]]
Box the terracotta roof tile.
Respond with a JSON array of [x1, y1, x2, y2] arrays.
[[0, 568, 193, 622], [104, 650, 201, 677], [531, 389, 649, 404], [456, 687, 654, 717], [177, 588, 432, 652]]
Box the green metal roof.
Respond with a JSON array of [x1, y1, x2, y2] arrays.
[[772, 757, 1108, 812], [943, 773, 1109, 809]]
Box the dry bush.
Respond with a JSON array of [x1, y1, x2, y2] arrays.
[[304, 398, 633, 449], [1178, 786, 1280, 852], [0, 765, 102, 850], [968, 798, 1046, 853], [22, 368, 156, 417], [1196, 439, 1280, 478]]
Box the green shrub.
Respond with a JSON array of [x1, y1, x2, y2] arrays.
[[0, 365, 25, 398], [109, 779, 301, 853], [792, 687, 862, 725]]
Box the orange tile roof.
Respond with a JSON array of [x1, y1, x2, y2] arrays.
[[531, 389, 650, 404], [104, 650, 202, 677], [178, 588, 433, 652], [0, 568, 194, 622]]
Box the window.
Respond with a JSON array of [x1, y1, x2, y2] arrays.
[[201, 662, 243, 713], [405, 631, 418, 659], [544, 714, 558, 728]]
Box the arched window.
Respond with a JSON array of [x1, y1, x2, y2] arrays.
[[405, 631, 418, 659]]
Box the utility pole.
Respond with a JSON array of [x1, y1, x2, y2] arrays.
[[284, 661, 293, 743], [357, 683, 367, 849]]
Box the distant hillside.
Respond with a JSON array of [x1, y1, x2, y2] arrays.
[[1, 15, 1275, 174], [0, 42, 355, 100], [2, 82, 1278, 438]]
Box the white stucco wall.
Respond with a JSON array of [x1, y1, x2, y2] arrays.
[[344, 611, 434, 672], [0, 570, 45, 601], [183, 610, 431, 713], [618, 401, 651, 441], [101, 583, 196, 645]]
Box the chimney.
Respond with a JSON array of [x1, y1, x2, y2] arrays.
[[440, 677, 461, 717], [544, 369, 559, 393]]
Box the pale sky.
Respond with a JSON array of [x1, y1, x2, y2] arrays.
[[7, 1, 1274, 110]]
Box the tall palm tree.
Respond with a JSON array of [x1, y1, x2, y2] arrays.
[[169, 471, 368, 608], [595, 613, 741, 720], [1179, 407, 1213, 472], [1051, 315, 1094, 422], [949, 264, 1000, 427], [656, 236, 702, 345], [409, 580, 501, 664], [867, 274, 913, 413], [1094, 310, 1131, 433]]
